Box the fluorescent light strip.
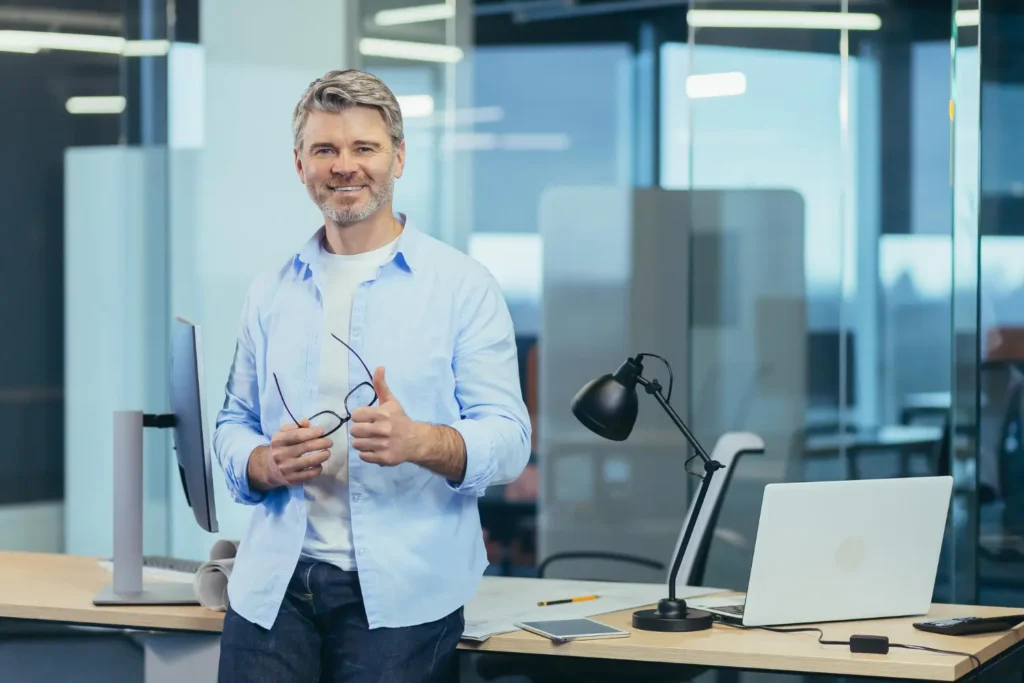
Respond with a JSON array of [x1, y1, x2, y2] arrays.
[[686, 72, 747, 99], [397, 94, 435, 118], [0, 43, 40, 54], [359, 37, 463, 63], [374, 3, 455, 26], [122, 39, 170, 56], [955, 9, 980, 27], [66, 96, 126, 115], [687, 10, 882, 31], [0, 31, 170, 56], [0, 30, 124, 53]]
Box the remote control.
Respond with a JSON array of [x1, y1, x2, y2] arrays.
[[913, 615, 1024, 636]]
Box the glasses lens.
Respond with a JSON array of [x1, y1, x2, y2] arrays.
[[345, 382, 377, 414], [310, 411, 343, 436]]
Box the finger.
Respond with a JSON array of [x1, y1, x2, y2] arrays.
[[350, 406, 384, 423], [279, 418, 311, 433], [278, 438, 333, 468], [349, 421, 389, 439], [281, 449, 331, 473], [273, 425, 325, 446], [372, 366, 394, 403], [352, 438, 386, 453], [285, 465, 324, 484], [358, 449, 386, 465]]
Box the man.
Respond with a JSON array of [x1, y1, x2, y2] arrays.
[[213, 69, 531, 682]]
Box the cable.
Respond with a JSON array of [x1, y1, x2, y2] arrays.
[[890, 643, 981, 674], [716, 622, 982, 679], [638, 352, 674, 404], [718, 621, 849, 647]]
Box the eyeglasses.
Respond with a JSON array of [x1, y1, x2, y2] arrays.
[[273, 334, 378, 438]]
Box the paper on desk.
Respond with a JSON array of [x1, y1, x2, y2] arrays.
[[96, 561, 194, 584], [96, 539, 241, 610], [193, 539, 240, 612], [461, 577, 724, 642]]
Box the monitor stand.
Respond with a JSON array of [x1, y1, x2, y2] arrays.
[[93, 410, 200, 607]]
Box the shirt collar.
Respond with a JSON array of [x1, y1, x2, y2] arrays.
[[294, 212, 421, 276]]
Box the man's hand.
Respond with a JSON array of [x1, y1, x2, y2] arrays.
[[350, 368, 427, 467], [247, 419, 333, 492], [351, 367, 468, 482]]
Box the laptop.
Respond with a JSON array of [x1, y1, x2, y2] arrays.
[[690, 476, 953, 627]]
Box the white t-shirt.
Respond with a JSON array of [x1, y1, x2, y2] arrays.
[[301, 236, 398, 571]]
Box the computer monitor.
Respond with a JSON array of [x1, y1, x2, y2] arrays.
[[170, 316, 218, 533], [93, 317, 219, 606]]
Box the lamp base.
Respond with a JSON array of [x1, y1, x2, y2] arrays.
[[632, 599, 714, 632]]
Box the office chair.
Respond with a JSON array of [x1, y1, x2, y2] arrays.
[[471, 432, 764, 682]]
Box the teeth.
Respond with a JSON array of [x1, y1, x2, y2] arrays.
[[330, 186, 362, 191]]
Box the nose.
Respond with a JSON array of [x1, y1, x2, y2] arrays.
[[330, 151, 358, 176]]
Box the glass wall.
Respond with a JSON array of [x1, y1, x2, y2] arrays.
[[5, 0, 1018, 617]]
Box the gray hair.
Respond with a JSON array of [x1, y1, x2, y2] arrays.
[[292, 69, 404, 150]]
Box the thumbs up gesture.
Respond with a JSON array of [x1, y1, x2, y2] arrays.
[[350, 367, 427, 467]]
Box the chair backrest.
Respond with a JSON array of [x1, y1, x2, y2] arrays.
[[669, 432, 765, 591]]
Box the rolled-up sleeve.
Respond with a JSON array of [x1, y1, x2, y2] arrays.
[[213, 286, 269, 505], [447, 270, 532, 497]]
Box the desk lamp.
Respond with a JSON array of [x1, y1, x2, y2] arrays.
[[571, 353, 721, 632]]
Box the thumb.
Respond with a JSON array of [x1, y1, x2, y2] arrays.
[[373, 366, 394, 402]]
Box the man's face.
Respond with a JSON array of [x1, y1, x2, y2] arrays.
[[294, 107, 405, 226]]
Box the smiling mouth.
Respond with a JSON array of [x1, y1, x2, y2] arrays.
[[328, 185, 365, 193]]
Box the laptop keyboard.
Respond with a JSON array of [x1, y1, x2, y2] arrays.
[[715, 604, 746, 616]]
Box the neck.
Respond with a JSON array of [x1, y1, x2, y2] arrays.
[[323, 207, 401, 255]]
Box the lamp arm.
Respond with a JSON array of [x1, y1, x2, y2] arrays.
[[637, 375, 715, 464], [666, 462, 716, 601], [634, 373, 724, 602]]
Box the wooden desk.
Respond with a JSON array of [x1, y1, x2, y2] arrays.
[[3, 552, 1024, 681], [0, 551, 222, 633], [465, 601, 1024, 681]]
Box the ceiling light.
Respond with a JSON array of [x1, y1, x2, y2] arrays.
[[0, 43, 40, 54], [374, 3, 455, 26], [687, 72, 747, 99], [123, 39, 170, 57], [955, 9, 979, 27], [397, 94, 435, 118], [359, 38, 463, 63], [0, 30, 124, 54], [66, 96, 126, 115], [687, 10, 882, 31]]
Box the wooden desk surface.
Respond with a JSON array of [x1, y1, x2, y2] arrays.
[[465, 600, 1024, 681], [0, 552, 223, 633], [3, 552, 1024, 680]]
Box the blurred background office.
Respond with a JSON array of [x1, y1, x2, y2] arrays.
[[4, 0, 1024, 617]]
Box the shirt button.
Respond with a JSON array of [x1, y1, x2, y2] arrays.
[[358, 549, 365, 556], [352, 493, 361, 501]]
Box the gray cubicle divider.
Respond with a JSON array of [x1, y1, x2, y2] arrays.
[[537, 187, 805, 590]]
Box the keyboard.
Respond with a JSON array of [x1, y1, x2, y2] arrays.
[[142, 555, 203, 574], [714, 604, 745, 616]]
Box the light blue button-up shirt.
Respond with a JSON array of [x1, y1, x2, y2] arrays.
[[213, 216, 531, 630]]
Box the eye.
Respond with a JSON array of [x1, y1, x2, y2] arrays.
[[357, 146, 373, 153], [315, 148, 333, 155]]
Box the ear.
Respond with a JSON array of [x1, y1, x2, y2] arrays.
[[294, 148, 306, 184], [392, 139, 406, 180]]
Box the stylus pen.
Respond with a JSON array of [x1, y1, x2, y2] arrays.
[[537, 595, 599, 606]]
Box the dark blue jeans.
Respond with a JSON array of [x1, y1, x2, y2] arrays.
[[218, 560, 463, 683]]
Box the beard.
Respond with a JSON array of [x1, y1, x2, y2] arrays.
[[308, 171, 396, 226]]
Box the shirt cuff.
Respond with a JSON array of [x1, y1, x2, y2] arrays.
[[447, 419, 494, 497], [225, 429, 270, 505]]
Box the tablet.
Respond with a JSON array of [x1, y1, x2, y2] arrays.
[[515, 618, 630, 642]]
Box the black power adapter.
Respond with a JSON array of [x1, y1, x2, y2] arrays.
[[850, 635, 890, 655]]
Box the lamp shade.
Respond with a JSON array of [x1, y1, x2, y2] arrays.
[[570, 359, 642, 441]]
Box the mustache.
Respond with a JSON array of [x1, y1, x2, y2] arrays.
[[322, 176, 369, 186]]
